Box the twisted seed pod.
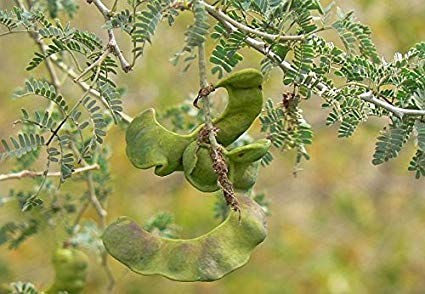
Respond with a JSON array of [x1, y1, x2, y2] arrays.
[[102, 196, 267, 282], [183, 139, 271, 192], [47, 248, 88, 294], [125, 69, 263, 176], [111, 69, 267, 282]]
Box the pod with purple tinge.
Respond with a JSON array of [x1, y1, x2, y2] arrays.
[[102, 196, 267, 282]]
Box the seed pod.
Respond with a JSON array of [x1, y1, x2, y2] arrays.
[[47, 248, 88, 294], [125, 69, 263, 176], [183, 139, 271, 192], [102, 196, 267, 282]]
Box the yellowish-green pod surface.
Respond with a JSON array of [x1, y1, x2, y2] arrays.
[[47, 248, 88, 294], [125, 68, 263, 176], [102, 196, 267, 282], [183, 139, 271, 192]]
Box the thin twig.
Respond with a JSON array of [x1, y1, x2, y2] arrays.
[[359, 91, 425, 118], [205, 5, 425, 119], [86, 172, 107, 220], [45, 89, 89, 145], [71, 199, 90, 231], [0, 164, 99, 182], [0, 30, 29, 37], [197, 42, 240, 214], [87, 170, 115, 292], [89, 0, 110, 17], [74, 47, 112, 82], [50, 55, 133, 123], [16, 0, 61, 113], [111, 0, 119, 13], [202, 2, 305, 42], [70, 141, 115, 291], [19, 0, 133, 123], [87, 0, 132, 72], [102, 254, 116, 292]]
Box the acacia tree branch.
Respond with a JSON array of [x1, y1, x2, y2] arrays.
[[87, 0, 132, 72], [86, 172, 115, 292], [69, 142, 115, 292], [0, 30, 29, 37], [74, 47, 112, 82], [15, 1, 60, 88], [205, 3, 425, 119], [359, 91, 425, 118], [198, 41, 240, 214], [16, 0, 60, 113], [50, 55, 133, 123], [202, 2, 305, 42], [86, 172, 107, 220], [0, 164, 99, 182]]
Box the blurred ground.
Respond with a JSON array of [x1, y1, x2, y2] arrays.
[[0, 0, 425, 293]]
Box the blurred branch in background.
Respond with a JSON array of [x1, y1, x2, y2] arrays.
[[0, 164, 99, 181]]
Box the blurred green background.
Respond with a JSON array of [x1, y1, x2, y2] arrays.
[[1, 0, 425, 293]]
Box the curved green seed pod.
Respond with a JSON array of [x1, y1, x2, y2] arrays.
[[125, 69, 263, 176], [102, 196, 267, 282], [213, 68, 264, 144], [47, 248, 88, 294], [181, 141, 219, 192], [227, 139, 271, 190], [125, 108, 194, 176], [183, 139, 271, 192]]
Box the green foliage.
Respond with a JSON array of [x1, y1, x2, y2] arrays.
[[158, 100, 203, 132], [15, 79, 68, 112], [1, 134, 45, 161], [144, 212, 180, 239], [184, 0, 210, 50], [210, 26, 245, 78], [0, 219, 38, 249], [172, 0, 210, 71], [27, 22, 104, 71], [332, 9, 379, 62], [131, 0, 172, 60], [372, 119, 414, 165], [408, 121, 425, 178], [47, 0, 78, 18], [9, 282, 39, 294], [80, 96, 108, 154], [415, 121, 425, 152], [260, 96, 313, 166], [409, 150, 425, 179], [0, 9, 18, 31]]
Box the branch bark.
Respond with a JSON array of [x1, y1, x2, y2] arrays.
[[0, 164, 99, 182], [74, 47, 112, 82], [202, 2, 305, 42], [87, 0, 132, 72], [198, 41, 240, 214], [204, 2, 425, 119], [50, 55, 133, 124]]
